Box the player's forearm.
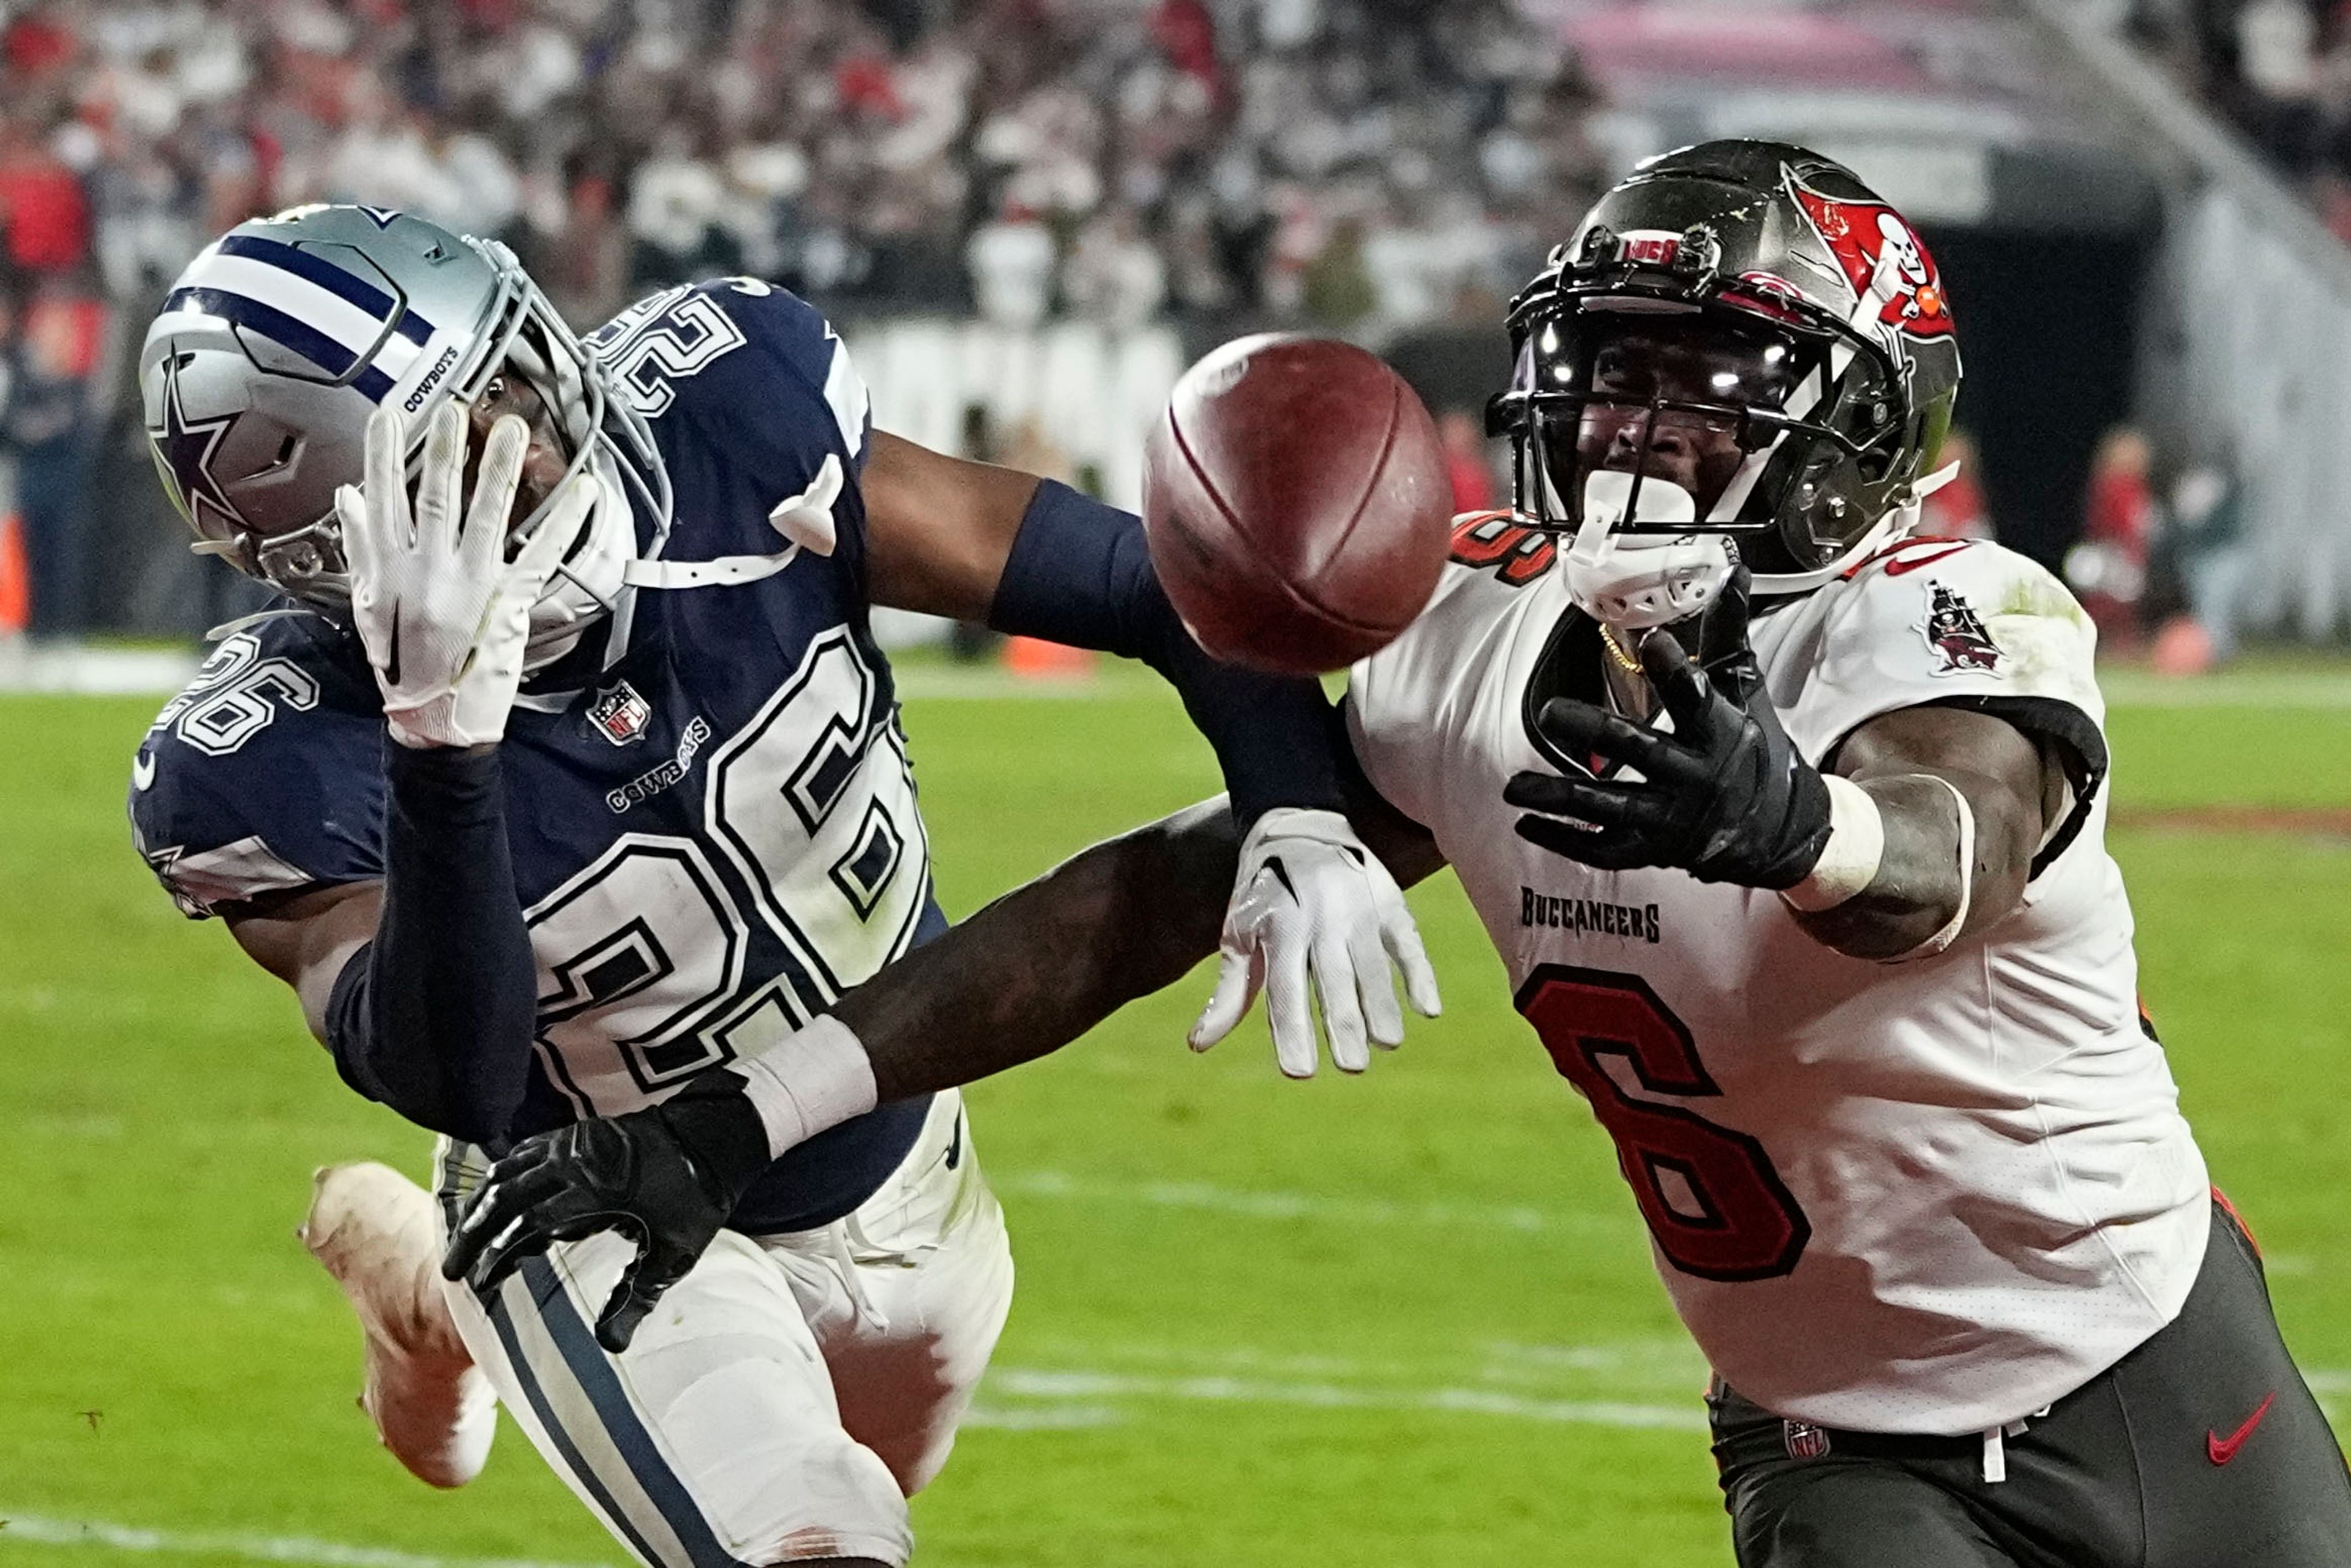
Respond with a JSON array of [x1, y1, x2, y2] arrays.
[[1788, 769, 2035, 962], [325, 745, 538, 1146], [701, 801, 1239, 1168], [838, 800, 1237, 1099], [986, 481, 1346, 823]]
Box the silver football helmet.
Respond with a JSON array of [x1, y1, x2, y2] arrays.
[[140, 204, 673, 661]]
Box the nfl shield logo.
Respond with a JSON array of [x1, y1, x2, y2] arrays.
[[588, 681, 653, 746], [1783, 1420, 1832, 1461]]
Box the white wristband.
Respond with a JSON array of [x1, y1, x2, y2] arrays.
[[1888, 776, 1975, 962], [729, 1015, 880, 1160], [1780, 774, 1886, 913]]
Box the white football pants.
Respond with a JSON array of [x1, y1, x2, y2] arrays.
[[434, 1091, 1013, 1567]]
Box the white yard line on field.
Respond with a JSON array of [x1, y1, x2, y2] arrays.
[[1009, 1335, 1709, 1394], [0, 646, 200, 696], [991, 1168, 1619, 1238], [960, 1402, 1127, 1430], [0, 1514, 612, 1568], [982, 1367, 1707, 1432]]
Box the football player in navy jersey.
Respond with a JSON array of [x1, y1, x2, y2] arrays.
[[130, 205, 1438, 1566]]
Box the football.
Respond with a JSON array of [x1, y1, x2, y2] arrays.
[[1141, 334, 1453, 677]]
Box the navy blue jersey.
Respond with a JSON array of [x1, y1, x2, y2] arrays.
[[130, 279, 939, 1232]]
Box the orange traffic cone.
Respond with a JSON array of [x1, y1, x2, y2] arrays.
[[1002, 634, 1093, 680], [0, 515, 28, 634]]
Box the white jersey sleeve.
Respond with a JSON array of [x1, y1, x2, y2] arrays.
[[1346, 560, 1509, 831], [1768, 537, 2110, 873]]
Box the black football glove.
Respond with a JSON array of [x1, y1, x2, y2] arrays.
[[1503, 575, 1832, 890], [441, 1078, 770, 1353]]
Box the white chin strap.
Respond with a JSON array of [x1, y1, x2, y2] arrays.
[[1558, 469, 1735, 631], [522, 449, 842, 670]]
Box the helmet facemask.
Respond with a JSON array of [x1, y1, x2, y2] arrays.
[[407, 241, 673, 671], [1496, 296, 1910, 626]]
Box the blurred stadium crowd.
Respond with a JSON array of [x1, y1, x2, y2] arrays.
[[0, 0, 1605, 642], [0, 0, 2289, 661], [2133, 0, 2351, 239]]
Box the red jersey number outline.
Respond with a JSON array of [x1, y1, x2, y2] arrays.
[[1517, 966, 1810, 1281], [1450, 511, 1555, 587]]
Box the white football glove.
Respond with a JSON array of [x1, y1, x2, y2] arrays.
[[1189, 808, 1442, 1077], [337, 402, 591, 749]]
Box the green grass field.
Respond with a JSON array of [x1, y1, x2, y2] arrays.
[[2, 668, 2349, 1567]]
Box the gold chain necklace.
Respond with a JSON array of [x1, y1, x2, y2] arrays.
[[1599, 623, 1644, 675]]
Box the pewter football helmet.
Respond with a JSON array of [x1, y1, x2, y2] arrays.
[[140, 204, 671, 651], [1488, 140, 1964, 612]]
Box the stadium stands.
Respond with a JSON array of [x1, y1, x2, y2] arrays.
[[0, 0, 1611, 640]]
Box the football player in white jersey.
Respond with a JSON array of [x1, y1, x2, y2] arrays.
[[453, 143, 2351, 1566]]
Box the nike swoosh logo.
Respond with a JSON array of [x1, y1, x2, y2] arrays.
[[131, 749, 156, 792], [2208, 1390, 2276, 1465], [1883, 543, 1973, 577], [943, 1111, 964, 1172]]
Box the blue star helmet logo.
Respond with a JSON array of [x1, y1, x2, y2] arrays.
[[148, 355, 247, 537]]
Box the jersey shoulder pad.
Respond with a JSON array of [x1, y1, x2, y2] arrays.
[[130, 615, 387, 918], [1444, 510, 1560, 591], [594, 278, 876, 572], [1356, 516, 1544, 707], [1784, 536, 2108, 873], [599, 279, 871, 470], [1807, 536, 2101, 721]]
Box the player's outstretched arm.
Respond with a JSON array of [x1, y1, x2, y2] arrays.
[[857, 429, 1441, 1074], [1504, 571, 2052, 962], [443, 789, 1445, 1351]]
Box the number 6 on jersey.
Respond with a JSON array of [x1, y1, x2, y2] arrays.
[[1518, 966, 1809, 1281]]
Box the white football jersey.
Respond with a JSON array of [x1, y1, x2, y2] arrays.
[[1348, 528, 2210, 1435]]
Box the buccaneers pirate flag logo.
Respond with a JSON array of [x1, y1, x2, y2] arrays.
[[1922, 582, 2001, 674], [1788, 175, 1954, 344]]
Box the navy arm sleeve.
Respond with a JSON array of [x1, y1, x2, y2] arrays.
[[988, 480, 1346, 825], [678, 281, 1345, 823], [324, 745, 539, 1148]]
